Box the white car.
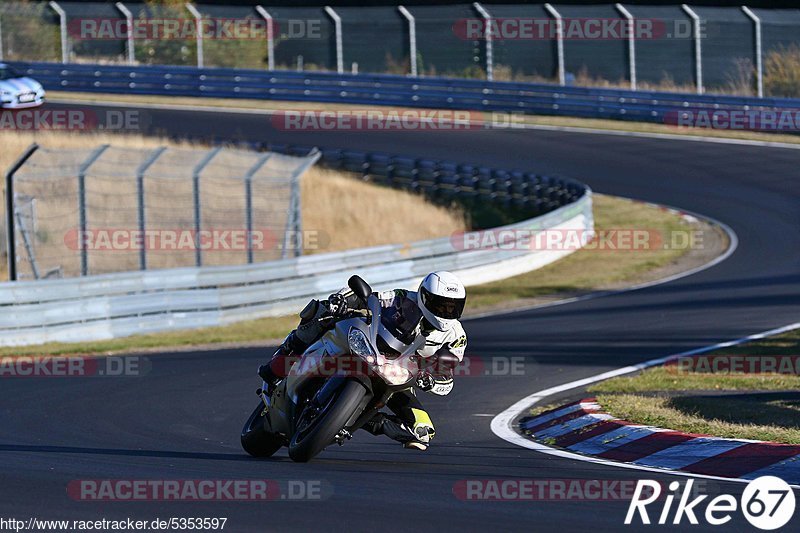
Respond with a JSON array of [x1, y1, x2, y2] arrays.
[[0, 63, 45, 109]]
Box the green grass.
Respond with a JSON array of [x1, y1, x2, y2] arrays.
[[597, 393, 800, 444], [0, 194, 701, 357], [588, 327, 800, 444], [588, 366, 800, 393]]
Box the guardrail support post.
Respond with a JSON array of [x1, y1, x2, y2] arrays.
[[191, 146, 221, 267], [616, 4, 637, 91], [544, 3, 565, 86], [5, 144, 39, 282], [186, 3, 204, 68], [243, 153, 271, 264], [115, 2, 135, 65], [48, 1, 69, 63], [473, 2, 493, 81], [324, 6, 344, 74], [77, 145, 109, 277], [255, 6, 275, 71], [398, 6, 417, 77], [135, 146, 166, 271], [742, 6, 763, 98], [682, 4, 703, 94]]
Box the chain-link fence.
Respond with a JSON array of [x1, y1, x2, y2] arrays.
[[3, 2, 800, 95], [5, 144, 318, 280]]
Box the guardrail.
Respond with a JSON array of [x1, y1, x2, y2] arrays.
[[0, 159, 591, 346], [10, 61, 800, 125]]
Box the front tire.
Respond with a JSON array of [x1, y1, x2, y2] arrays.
[[241, 404, 283, 457], [288, 380, 365, 462]]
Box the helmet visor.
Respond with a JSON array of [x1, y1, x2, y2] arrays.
[[420, 287, 466, 320]]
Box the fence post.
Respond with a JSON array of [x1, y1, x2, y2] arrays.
[[255, 6, 275, 70], [616, 3, 637, 91], [115, 2, 135, 65], [243, 153, 271, 264], [191, 146, 221, 267], [135, 146, 166, 271], [682, 4, 703, 94], [283, 149, 320, 258], [186, 3, 204, 68], [544, 3, 565, 86], [77, 145, 109, 277], [48, 1, 69, 63], [0, 14, 4, 61], [398, 6, 417, 77], [4, 144, 39, 282], [473, 2, 493, 81], [324, 6, 344, 74], [742, 6, 763, 98]]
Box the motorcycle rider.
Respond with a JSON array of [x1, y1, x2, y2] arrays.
[[258, 271, 468, 451]]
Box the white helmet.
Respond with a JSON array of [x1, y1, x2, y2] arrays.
[[418, 271, 466, 331]]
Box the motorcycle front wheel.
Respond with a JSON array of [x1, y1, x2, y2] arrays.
[[288, 379, 365, 462], [241, 403, 284, 458]]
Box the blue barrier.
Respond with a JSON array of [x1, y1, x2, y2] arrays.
[[9, 61, 800, 127]]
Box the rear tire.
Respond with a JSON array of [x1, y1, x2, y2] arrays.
[[288, 380, 365, 463], [241, 403, 283, 458]]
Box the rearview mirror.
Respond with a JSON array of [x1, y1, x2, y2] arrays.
[[348, 275, 372, 302]]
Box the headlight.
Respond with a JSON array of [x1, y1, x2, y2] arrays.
[[348, 328, 375, 358], [374, 363, 413, 386]]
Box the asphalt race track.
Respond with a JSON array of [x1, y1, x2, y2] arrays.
[[2, 102, 799, 531]]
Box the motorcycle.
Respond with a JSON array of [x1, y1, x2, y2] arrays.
[[240, 275, 458, 462]]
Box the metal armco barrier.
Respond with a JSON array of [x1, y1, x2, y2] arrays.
[[10, 61, 800, 125]]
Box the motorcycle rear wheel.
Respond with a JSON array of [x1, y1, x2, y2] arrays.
[[288, 380, 365, 462]]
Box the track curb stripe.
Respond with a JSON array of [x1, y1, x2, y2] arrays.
[[519, 397, 800, 484]]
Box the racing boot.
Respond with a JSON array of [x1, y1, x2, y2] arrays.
[[363, 412, 434, 450], [258, 333, 305, 395]]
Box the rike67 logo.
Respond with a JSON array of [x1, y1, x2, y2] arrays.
[[626, 477, 795, 530]]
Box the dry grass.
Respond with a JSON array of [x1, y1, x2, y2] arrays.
[[302, 167, 465, 252], [765, 45, 800, 98]]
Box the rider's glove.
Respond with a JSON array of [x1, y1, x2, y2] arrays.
[[327, 292, 349, 317], [416, 371, 454, 396]]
